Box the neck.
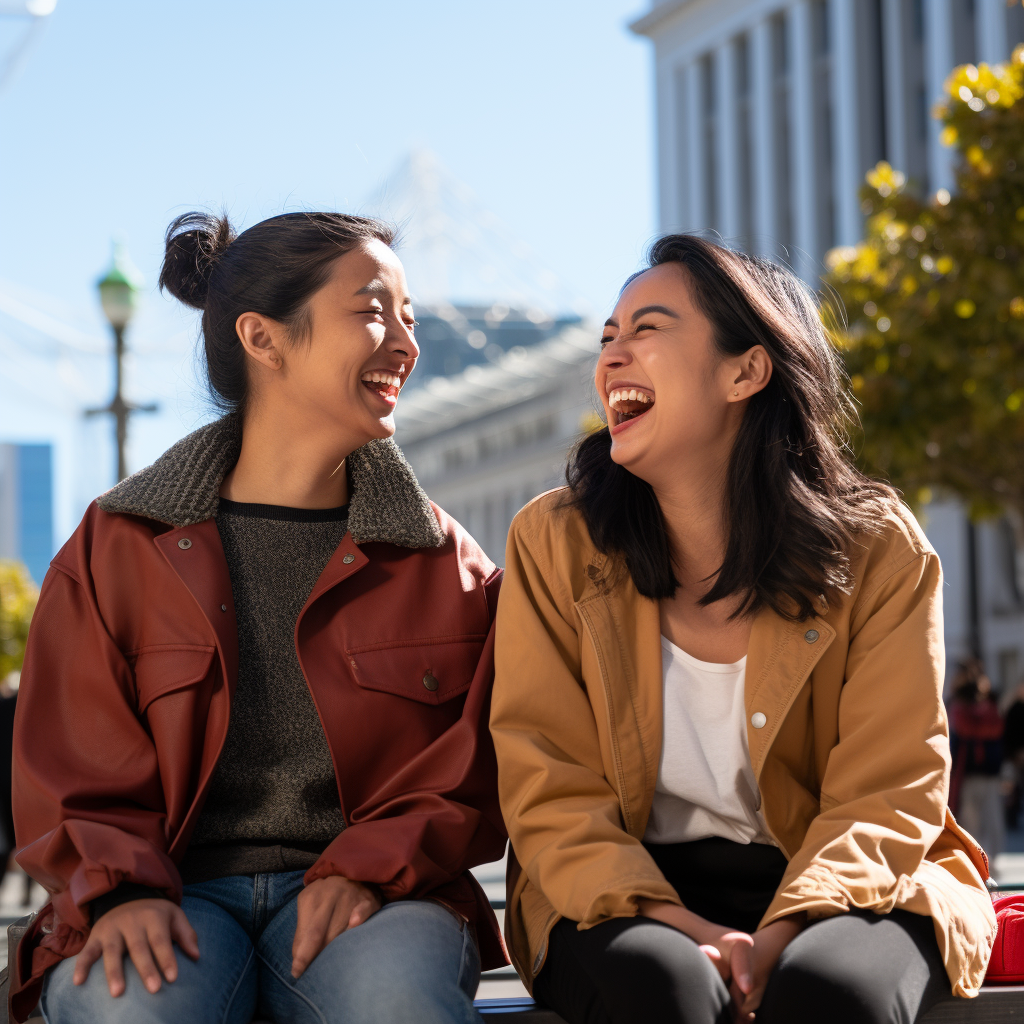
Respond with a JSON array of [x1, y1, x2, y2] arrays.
[[650, 458, 730, 597], [220, 402, 361, 509]]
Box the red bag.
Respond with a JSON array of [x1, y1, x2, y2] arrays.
[[987, 894, 1024, 983]]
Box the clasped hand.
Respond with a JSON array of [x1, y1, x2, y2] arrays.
[[638, 899, 804, 1021], [75, 876, 381, 997]]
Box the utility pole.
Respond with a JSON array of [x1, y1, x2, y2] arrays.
[[86, 242, 157, 482]]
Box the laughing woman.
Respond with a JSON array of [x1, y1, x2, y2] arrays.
[[12, 212, 506, 1024], [490, 235, 996, 1024]]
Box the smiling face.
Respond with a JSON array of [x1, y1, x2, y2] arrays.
[[241, 239, 419, 446], [598, 263, 770, 490]]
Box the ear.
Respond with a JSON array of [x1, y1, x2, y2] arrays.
[[727, 345, 772, 402], [236, 312, 285, 371]]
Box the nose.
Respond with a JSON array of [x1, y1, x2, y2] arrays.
[[387, 318, 420, 361], [597, 338, 631, 375]]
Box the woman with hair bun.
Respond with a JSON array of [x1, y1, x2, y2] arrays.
[[491, 235, 996, 1023], [12, 211, 506, 1024]]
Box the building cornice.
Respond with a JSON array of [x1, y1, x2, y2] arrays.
[[628, 1, 691, 37]]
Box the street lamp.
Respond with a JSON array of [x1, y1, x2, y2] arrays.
[[86, 241, 158, 482]]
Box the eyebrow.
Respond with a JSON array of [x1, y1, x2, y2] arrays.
[[355, 280, 412, 304], [631, 304, 679, 323], [603, 305, 680, 330]]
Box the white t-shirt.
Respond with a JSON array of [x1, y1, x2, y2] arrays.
[[643, 635, 773, 846]]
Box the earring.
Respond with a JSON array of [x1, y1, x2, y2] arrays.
[[733, 390, 739, 396]]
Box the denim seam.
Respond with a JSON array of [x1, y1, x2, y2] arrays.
[[255, 949, 328, 1024], [221, 944, 257, 1024], [455, 912, 468, 991]]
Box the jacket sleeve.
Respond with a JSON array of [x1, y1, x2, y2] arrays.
[[305, 570, 508, 900], [761, 549, 953, 926], [489, 515, 680, 928], [13, 565, 182, 933]]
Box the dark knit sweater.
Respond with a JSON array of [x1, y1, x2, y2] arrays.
[[178, 499, 350, 883]]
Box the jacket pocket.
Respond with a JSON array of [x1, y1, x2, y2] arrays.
[[346, 635, 487, 706], [131, 645, 217, 713]]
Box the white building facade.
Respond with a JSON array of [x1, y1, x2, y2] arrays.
[[632, 0, 1024, 277], [632, 0, 1024, 690], [395, 326, 600, 567]]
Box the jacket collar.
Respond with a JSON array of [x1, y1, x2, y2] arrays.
[[96, 415, 445, 549]]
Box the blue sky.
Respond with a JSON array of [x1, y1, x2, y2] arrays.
[[0, 0, 655, 322], [0, 0, 656, 538]]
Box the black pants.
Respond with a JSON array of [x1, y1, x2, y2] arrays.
[[533, 838, 951, 1024]]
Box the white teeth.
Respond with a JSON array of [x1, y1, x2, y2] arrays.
[[362, 372, 401, 389], [608, 388, 653, 410]]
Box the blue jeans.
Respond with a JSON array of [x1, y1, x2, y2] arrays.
[[41, 871, 482, 1024]]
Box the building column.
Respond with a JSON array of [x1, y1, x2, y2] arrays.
[[714, 39, 741, 243], [976, 0, 1008, 64], [829, 0, 861, 246], [669, 64, 690, 230], [881, 0, 908, 174], [924, 0, 956, 195], [750, 18, 778, 258], [788, 0, 818, 279], [654, 61, 682, 232], [684, 59, 708, 230]]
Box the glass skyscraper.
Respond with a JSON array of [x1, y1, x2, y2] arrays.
[[0, 443, 54, 586]]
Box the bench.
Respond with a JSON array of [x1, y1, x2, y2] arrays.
[[3, 913, 1024, 1022]]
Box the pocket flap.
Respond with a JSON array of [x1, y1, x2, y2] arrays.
[[346, 636, 486, 705], [132, 645, 216, 713]]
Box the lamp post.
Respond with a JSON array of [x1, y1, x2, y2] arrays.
[[86, 242, 158, 482]]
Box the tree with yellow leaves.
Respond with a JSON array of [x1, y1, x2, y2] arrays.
[[825, 47, 1024, 521], [0, 561, 38, 682]]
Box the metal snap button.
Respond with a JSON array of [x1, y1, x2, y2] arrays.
[[804, 629, 819, 643], [422, 672, 439, 692], [220, 604, 227, 612], [342, 553, 355, 564], [177, 538, 192, 550], [751, 712, 767, 729]]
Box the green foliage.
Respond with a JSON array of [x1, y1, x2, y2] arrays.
[[825, 47, 1024, 518], [0, 561, 38, 680]]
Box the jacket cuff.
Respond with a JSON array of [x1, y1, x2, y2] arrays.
[[759, 866, 850, 929], [578, 877, 683, 928], [91, 883, 169, 924]]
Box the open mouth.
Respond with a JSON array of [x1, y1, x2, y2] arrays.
[[608, 387, 654, 428], [361, 371, 402, 405]]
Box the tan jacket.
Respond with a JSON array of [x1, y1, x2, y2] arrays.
[[491, 490, 996, 998]]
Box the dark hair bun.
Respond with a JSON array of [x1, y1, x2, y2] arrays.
[[158, 212, 235, 310]]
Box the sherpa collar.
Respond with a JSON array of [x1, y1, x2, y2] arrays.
[[96, 415, 446, 549]]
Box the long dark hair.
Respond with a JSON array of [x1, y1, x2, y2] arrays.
[[159, 211, 395, 415], [566, 234, 898, 621]]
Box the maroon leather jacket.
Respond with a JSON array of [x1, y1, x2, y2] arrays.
[[11, 419, 507, 1019]]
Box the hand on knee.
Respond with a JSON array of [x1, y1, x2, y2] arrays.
[[74, 899, 199, 998], [290, 876, 382, 979]]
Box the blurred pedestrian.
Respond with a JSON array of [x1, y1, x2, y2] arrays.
[[949, 659, 1005, 860], [1001, 676, 1024, 828]]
